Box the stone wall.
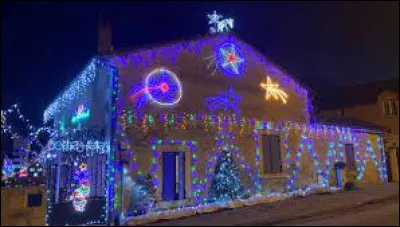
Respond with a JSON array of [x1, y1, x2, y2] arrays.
[[1, 185, 47, 226], [118, 115, 386, 214]]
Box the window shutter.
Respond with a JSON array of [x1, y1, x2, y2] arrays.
[[271, 135, 282, 173], [262, 135, 272, 174]]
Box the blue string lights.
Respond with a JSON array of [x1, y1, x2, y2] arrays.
[[205, 87, 241, 113]]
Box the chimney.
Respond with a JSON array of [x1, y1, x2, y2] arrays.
[[98, 14, 113, 55]]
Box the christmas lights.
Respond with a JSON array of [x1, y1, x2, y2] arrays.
[[145, 68, 182, 106], [217, 43, 245, 76], [207, 11, 234, 34], [260, 76, 288, 104], [44, 58, 101, 122], [46, 140, 110, 154], [71, 104, 91, 125], [150, 139, 201, 203], [1, 104, 36, 139], [69, 162, 91, 212], [205, 87, 241, 113]]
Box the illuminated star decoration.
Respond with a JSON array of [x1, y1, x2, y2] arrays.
[[260, 76, 288, 104], [205, 87, 241, 113], [218, 43, 245, 76]]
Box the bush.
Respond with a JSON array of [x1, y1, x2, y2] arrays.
[[126, 174, 155, 217]]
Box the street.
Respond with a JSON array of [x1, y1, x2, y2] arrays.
[[274, 198, 399, 226], [143, 184, 399, 226]]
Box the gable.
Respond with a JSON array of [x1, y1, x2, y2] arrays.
[[112, 33, 310, 123]]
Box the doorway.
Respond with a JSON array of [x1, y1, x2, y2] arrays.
[[162, 152, 185, 201]]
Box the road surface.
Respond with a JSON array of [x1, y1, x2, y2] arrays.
[[274, 198, 399, 226]]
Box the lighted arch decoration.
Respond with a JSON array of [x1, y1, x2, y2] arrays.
[[130, 68, 182, 107], [217, 43, 245, 76]]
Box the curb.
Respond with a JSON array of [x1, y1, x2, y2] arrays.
[[241, 194, 399, 226]]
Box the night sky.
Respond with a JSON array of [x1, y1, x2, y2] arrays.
[[1, 1, 398, 124]]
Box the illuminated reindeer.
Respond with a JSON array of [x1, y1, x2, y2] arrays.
[[208, 11, 234, 34]]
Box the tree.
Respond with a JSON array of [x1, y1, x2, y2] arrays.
[[208, 149, 244, 203]]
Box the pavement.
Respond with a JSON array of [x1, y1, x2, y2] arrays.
[[274, 198, 399, 226], [143, 183, 399, 226]]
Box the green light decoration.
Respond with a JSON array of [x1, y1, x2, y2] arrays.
[[71, 104, 91, 125]]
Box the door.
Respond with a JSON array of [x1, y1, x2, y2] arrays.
[[162, 152, 185, 201]]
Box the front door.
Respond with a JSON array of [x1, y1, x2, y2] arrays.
[[162, 152, 185, 201]]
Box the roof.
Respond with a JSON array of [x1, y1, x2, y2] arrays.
[[106, 32, 313, 95], [317, 116, 386, 133], [315, 78, 399, 110]]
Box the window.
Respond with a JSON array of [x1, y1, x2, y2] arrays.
[[383, 100, 398, 116], [345, 144, 356, 171], [261, 134, 282, 174], [27, 193, 42, 207]]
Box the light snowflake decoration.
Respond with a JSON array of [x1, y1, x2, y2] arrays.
[[260, 76, 288, 104], [205, 87, 241, 113]]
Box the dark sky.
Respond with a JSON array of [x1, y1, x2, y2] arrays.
[[1, 1, 399, 124]]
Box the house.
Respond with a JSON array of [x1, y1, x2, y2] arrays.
[[1, 186, 47, 226], [42, 22, 388, 226], [317, 79, 399, 183]]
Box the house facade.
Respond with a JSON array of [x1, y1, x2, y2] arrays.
[[318, 80, 399, 183], [42, 33, 388, 225]]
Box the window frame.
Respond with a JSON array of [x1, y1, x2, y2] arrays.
[[383, 99, 399, 117], [261, 133, 284, 176]]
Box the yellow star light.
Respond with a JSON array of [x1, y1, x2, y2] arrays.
[[260, 76, 288, 104]]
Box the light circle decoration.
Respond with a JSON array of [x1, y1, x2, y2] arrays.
[[217, 42, 245, 77], [145, 68, 183, 106]]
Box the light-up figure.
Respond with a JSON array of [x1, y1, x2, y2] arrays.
[[208, 11, 234, 34], [260, 76, 288, 104], [69, 162, 91, 212], [71, 104, 90, 125]]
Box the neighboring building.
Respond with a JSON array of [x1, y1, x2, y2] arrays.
[[317, 79, 399, 183], [42, 23, 388, 226], [1, 184, 46, 226]]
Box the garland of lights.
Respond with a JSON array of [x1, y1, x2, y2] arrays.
[[1, 104, 36, 139], [119, 111, 386, 194], [149, 139, 201, 203], [43, 58, 109, 122]]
